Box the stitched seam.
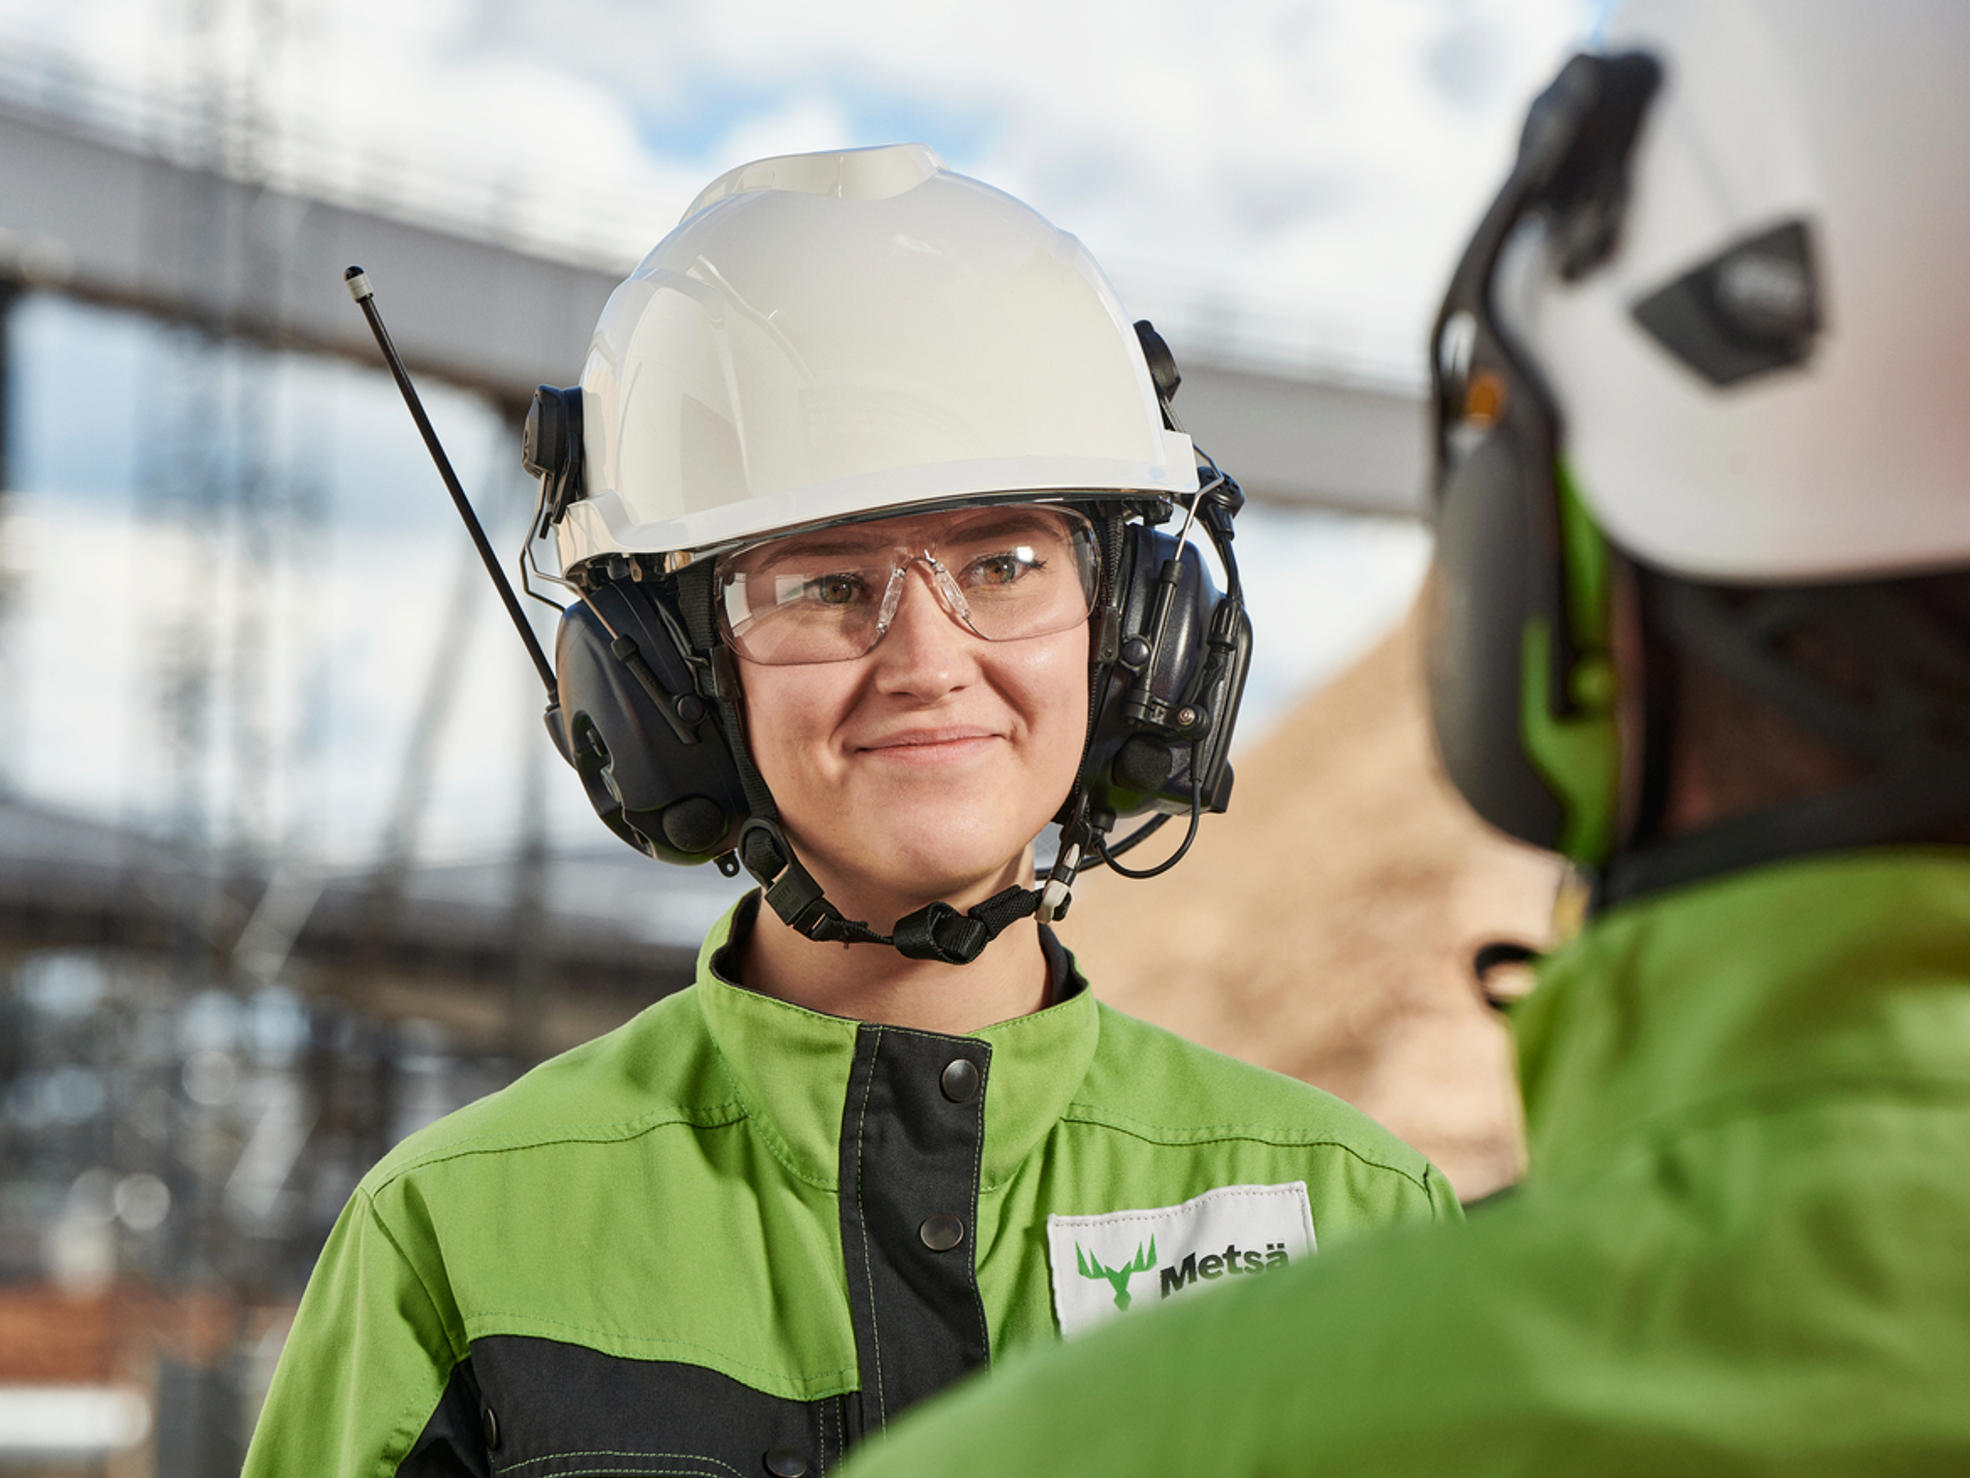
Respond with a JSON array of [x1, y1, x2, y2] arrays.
[[358, 1192, 467, 1477], [704, 1031, 839, 1191], [364, 1192, 468, 1364], [458, 1315, 853, 1388], [1048, 1184, 1312, 1227], [965, 1046, 991, 1364], [368, 1104, 748, 1193], [852, 1026, 887, 1425], [498, 1451, 745, 1477], [969, 993, 1091, 1041], [1426, 1165, 1459, 1222], [501, 1466, 731, 1478], [376, 1380, 452, 1478], [862, 1022, 966, 1046], [1058, 1105, 1432, 1195]]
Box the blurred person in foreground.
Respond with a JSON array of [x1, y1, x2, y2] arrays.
[[843, 2, 1970, 1472], [243, 146, 1459, 1476]]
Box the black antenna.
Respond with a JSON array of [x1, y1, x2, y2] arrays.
[[343, 265, 559, 702]]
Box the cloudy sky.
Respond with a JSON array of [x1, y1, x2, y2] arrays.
[[0, 0, 1597, 873], [1, 0, 1594, 369]]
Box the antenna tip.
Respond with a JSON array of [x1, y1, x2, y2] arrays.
[[343, 266, 373, 303], [343, 264, 363, 279]]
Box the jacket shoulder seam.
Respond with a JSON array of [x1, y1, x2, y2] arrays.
[[366, 1101, 748, 1194], [1057, 1102, 1434, 1193]]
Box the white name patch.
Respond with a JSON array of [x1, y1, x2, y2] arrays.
[[1045, 1181, 1316, 1338]]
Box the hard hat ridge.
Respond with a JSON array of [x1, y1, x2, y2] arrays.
[[552, 143, 1196, 572]]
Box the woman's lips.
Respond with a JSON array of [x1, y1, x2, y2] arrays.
[[855, 728, 1003, 761]]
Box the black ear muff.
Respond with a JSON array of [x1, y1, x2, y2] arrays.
[[1422, 49, 1659, 863], [548, 578, 747, 865], [1081, 521, 1251, 826], [522, 385, 585, 533], [1426, 417, 1568, 847]]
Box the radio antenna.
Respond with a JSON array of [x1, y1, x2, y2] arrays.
[[343, 265, 559, 702]]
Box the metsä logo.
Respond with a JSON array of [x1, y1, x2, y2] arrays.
[[1077, 1237, 1296, 1310], [1075, 1238, 1156, 1310], [1157, 1241, 1293, 1299]]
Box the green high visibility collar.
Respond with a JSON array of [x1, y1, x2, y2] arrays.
[[695, 899, 1101, 1191]]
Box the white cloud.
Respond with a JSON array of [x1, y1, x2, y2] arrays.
[[0, 0, 1595, 371], [0, 0, 1593, 875]]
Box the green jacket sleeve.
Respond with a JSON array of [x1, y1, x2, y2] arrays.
[[243, 1188, 464, 1478]]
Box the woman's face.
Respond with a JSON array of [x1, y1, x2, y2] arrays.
[[729, 508, 1093, 912]]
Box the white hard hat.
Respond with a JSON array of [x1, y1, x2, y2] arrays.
[[1505, 0, 1970, 582], [552, 143, 1196, 571]]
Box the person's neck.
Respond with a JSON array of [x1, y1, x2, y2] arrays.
[[736, 855, 1051, 1035]]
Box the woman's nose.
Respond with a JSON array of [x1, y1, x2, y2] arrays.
[[872, 564, 976, 697]]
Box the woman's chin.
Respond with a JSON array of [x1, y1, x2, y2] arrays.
[[798, 829, 1031, 918]]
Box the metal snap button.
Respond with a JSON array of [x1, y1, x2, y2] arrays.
[[940, 1057, 980, 1103], [919, 1212, 965, 1251], [481, 1404, 499, 1451], [764, 1446, 808, 1477]]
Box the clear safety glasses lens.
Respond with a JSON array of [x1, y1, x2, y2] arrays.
[[716, 507, 1100, 666]]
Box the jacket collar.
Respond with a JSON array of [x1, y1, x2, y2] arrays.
[[694, 894, 1101, 1190], [1514, 848, 1970, 1183]]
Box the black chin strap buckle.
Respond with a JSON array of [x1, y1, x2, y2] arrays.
[[891, 902, 991, 964], [739, 818, 869, 942], [738, 818, 1044, 963], [892, 885, 1041, 964]]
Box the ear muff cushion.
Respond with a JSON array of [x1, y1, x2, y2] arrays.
[[552, 588, 747, 865], [1427, 424, 1568, 849]]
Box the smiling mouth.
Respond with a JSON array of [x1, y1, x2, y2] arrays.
[[857, 729, 1002, 757]]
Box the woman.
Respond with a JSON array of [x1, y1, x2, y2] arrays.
[[245, 145, 1458, 1478]]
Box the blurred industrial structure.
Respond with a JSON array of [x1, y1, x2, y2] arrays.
[[0, 28, 1488, 1477]]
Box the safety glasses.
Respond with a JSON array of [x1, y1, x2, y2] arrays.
[[715, 505, 1101, 666]]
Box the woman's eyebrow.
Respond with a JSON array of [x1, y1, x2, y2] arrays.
[[746, 536, 891, 572], [945, 512, 1063, 542]]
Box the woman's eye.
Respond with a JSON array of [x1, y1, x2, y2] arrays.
[[808, 572, 867, 606], [967, 549, 1043, 587]]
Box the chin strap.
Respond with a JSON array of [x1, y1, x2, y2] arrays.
[[738, 817, 1051, 964], [675, 560, 1088, 967]]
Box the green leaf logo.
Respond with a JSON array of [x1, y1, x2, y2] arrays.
[[1075, 1237, 1157, 1310]]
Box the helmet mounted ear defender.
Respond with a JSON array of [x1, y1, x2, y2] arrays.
[[1426, 50, 1661, 865], [1431, 0, 1970, 901], [517, 146, 1251, 965]]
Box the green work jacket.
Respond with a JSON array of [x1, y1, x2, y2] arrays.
[[846, 849, 1970, 1476], [243, 896, 1456, 1477]]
